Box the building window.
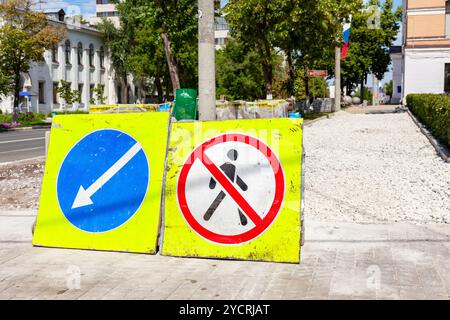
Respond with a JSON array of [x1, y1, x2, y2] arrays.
[[100, 46, 105, 68], [51, 45, 58, 63], [445, 64, 450, 92], [38, 81, 45, 104], [53, 82, 58, 104], [65, 40, 71, 64], [397, 86, 401, 94], [446, 1, 450, 36], [77, 42, 83, 65], [215, 38, 226, 46], [89, 44, 95, 67]]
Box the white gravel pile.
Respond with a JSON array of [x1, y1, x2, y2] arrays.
[[303, 111, 450, 224]]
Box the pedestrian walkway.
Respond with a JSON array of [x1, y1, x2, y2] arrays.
[[0, 210, 448, 300]]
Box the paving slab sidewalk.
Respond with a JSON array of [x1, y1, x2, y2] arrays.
[[0, 210, 448, 300]]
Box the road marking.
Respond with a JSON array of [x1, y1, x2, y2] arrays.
[[0, 147, 43, 154], [0, 137, 44, 144], [71, 142, 143, 209]]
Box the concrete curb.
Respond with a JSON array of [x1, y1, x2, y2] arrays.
[[0, 156, 45, 166], [6, 125, 51, 132], [303, 111, 339, 127], [406, 109, 450, 163]]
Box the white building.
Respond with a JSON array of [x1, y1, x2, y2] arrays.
[[0, 9, 122, 114], [90, 0, 120, 27], [399, 0, 450, 101], [215, 16, 229, 50], [390, 46, 403, 104]]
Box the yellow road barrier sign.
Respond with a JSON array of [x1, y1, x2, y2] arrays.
[[162, 118, 303, 263], [32, 112, 170, 253]]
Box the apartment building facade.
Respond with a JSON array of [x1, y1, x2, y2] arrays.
[[0, 9, 120, 114], [403, 0, 450, 99], [90, 0, 120, 27]]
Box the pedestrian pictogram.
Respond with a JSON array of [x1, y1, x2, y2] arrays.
[[177, 133, 285, 245], [57, 129, 149, 233], [204, 149, 249, 226]]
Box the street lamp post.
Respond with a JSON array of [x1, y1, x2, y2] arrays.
[[198, 0, 216, 121]]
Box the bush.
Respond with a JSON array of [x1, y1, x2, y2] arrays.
[[353, 89, 373, 103], [17, 112, 46, 123], [406, 94, 450, 147]]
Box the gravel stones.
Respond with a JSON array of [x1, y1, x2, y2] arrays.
[[303, 111, 450, 225]]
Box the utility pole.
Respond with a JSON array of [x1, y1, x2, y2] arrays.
[[198, 0, 216, 121], [334, 46, 341, 112]]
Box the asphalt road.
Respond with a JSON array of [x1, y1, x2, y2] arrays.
[[0, 129, 48, 163]]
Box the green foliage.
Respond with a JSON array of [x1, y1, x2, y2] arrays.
[[224, 0, 282, 96], [91, 84, 106, 105], [97, 0, 198, 98], [294, 73, 329, 101], [216, 38, 266, 101], [406, 94, 450, 148], [56, 80, 81, 106], [224, 0, 361, 98], [353, 88, 373, 102], [384, 80, 393, 97], [0, 69, 13, 98], [0, 112, 46, 125]]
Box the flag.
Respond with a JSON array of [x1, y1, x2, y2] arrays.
[[342, 19, 351, 60]]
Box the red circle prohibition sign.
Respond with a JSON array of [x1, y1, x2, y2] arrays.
[[177, 133, 285, 245]]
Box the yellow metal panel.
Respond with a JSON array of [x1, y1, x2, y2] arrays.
[[32, 112, 170, 253], [162, 118, 303, 263]]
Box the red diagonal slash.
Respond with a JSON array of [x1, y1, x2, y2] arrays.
[[199, 153, 263, 226]]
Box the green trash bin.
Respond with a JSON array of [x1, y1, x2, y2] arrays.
[[173, 89, 198, 121]]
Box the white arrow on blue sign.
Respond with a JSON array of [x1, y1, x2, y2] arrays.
[[57, 129, 150, 233]]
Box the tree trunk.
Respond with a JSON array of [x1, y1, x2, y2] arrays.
[[164, 72, 172, 101], [286, 49, 295, 96], [257, 42, 273, 99], [304, 71, 310, 104], [13, 71, 20, 123], [155, 77, 163, 103], [161, 28, 180, 96]]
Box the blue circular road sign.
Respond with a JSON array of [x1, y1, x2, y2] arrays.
[[57, 129, 149, 233]]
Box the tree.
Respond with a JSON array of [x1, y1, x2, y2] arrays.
[[341, 0, 402, 98], [0, 69, 13, 99], [90, 84, 106, 105], [225, 0, 360, 100], [384, 80, 393, 103], [216, 37, 266, 101], [97, 18, 131, 103], [0, 0, 65, 121], [56, 80, 81, 108], [97, 0, 198, 99], [224, 0, 280, 98], [294, 73, 329, 101]]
